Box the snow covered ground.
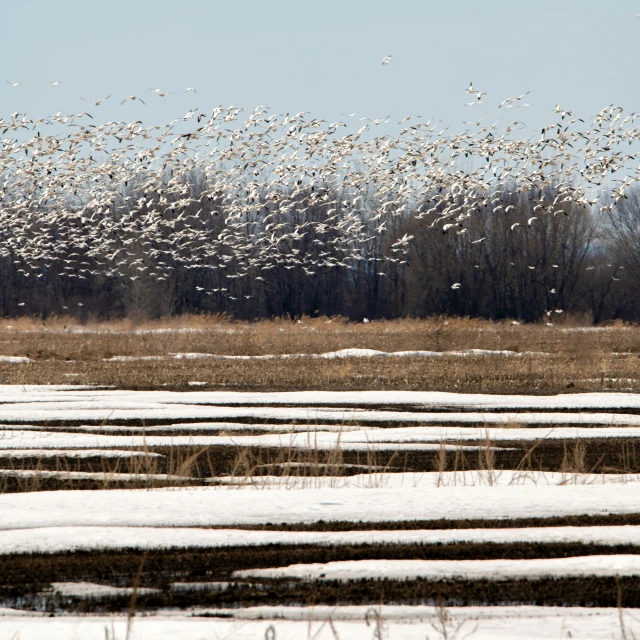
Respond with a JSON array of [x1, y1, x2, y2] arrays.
[[3, 385, 640, 631], [3, 385, 640, 410], [0, 448, 164, 458], [102, 347, 550, 362], [4, 523, 640, 555], [236, 555, 640, 581], [2, 482, 640, 530], [0, 429, 492, 450], [3, 424, 640, 453], [49, 582, 158, 598], [0, 606, 638, 640]]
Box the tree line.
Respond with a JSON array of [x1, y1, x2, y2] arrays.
[[0, 179, 638, 324]]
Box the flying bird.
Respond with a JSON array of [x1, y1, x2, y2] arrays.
[[82, 95, 111, 106], [121, 95, 146, 105], [381, 55, 392, 66]]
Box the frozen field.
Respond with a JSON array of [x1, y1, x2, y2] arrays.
[[2, 385, 640, 638]]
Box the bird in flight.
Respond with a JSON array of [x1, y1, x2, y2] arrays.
[[121, 95, 146, 105], [83, 95, 111, 106], [50, 81, 61, 86], [148, 88, 176, 97], [6, 81, 20, 87], [185, 87, 197, 93], [381, 55, 392, 66]]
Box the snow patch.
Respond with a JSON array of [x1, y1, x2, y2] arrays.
[[235, 555, 640, 582]]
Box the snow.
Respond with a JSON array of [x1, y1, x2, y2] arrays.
[[4, 387, 640, 429], [0, 607, 638, 639], [0, 469, 195, 482], [211, 470, 640, 488], [0, 448, 164, 458], [6, 523, 640, 555], [102, 348, 549, 363], [7, 420, 640, 452], [57, 422, 362, 433], [49, 582, 158, 598], [0, 355, 31, 363], [2, 483, 640, 530], [234, 555, 640, 582], [0, 429, 491, 451], [170, 581, 231, 591], [3, 386, 640, 412], [6, 403, 640, 425], [103, 355, 164, 362]]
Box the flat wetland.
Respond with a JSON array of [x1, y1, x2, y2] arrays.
[[0, 315, 639, 392], [3, 315, 640, 626]]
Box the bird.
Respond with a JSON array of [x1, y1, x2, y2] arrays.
[[553, 104, 572, 119], [121, 96, 146, 105], [185, 87, 197, 93], [381, 55, 392, 66], [451, 283, 462, 290], [49, 81, 61, 86], [464, 113, 487, 126], [83, 95, 111, 106], [0, 81, 637, 314], [6, 81, 20, 87], [149, 88, 176, 97]]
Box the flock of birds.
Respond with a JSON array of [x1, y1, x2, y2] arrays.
[[1, 78, 639, 296]]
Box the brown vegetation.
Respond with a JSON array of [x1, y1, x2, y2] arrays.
[[0, 315, 638, 392]]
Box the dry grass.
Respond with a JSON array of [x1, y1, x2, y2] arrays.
[[3, 434, 640, 494], [218, 434, 401, 489], [0, 315, 638, 392], [0, 444, 216, 493]]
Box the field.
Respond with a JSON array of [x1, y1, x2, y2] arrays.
[[2, 317, 640, 639]]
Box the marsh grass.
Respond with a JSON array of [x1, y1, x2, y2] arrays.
[[3, 433, 640, 493], [219, 433, 401, 489], [0, 315, 638, 392]]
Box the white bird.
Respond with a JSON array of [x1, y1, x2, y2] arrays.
[[49, 81, 61, 86], [149, 88, 176, 97], [83, 95, 111, 106], [6, 81, 20, 87], [381, 55, 392, 66], [451, 283, 462, 290], [185, 87, 197, 93], [121, 95, 146, 105], [464, 113, 487, 127]]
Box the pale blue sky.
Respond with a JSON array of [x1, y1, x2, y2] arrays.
[[2, 0, 638, 133]]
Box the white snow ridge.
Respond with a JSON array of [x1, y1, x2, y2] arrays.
[[1, 385, 640, 639]]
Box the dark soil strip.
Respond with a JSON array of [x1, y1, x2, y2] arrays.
[[0, 476, 207, 493], [229, 513, 640, 531], [4, 543, 640, 612], [1, 439, 640, 478]]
